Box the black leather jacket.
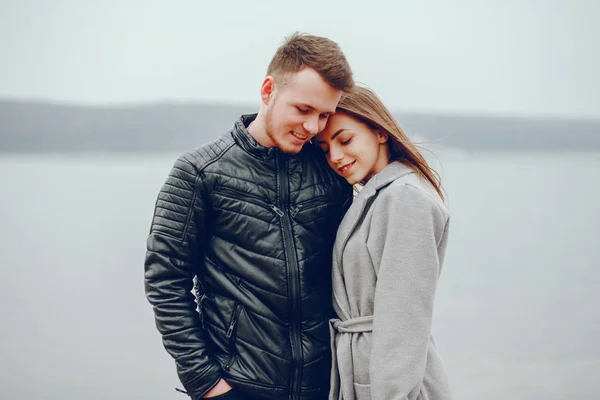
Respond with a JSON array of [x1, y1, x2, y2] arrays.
[[144, 114, 352, 400]]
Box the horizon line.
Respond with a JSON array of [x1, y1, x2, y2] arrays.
[[1, 95, 599, 123]]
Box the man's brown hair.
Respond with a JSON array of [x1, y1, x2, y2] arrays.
[[266, 32, 354, 91]]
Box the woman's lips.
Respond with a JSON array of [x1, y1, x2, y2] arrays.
[[338, 161, 355, 176]]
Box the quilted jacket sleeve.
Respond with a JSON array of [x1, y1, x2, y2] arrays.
[[144, 154, 221, 399]]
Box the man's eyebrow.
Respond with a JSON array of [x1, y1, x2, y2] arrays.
[[298, 103, 335, 114], [316, 129, 346, 144]]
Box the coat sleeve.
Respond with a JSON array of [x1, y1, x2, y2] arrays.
[[367, 183, 449, 400], [144, 155, 222, 400]]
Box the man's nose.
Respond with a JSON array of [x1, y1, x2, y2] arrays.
[[303, 115, 319, 135]]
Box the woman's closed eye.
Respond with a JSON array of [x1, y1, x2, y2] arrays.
[[320, 137, 351, 154]]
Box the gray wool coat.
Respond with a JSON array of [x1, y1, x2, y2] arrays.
[[329, 161, 452, 400]]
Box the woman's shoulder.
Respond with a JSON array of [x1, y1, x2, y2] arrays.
[[380, 170, 449, 220]]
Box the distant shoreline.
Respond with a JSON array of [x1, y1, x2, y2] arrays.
[[1, 100, 599, 153]]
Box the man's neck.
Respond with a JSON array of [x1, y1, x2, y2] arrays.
[[246, 114, 274, 148]]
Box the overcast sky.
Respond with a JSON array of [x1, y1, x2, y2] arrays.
[[1, 0, 598, 118]]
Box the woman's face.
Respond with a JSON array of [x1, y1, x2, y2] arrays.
[[315, 112, 390, 185]]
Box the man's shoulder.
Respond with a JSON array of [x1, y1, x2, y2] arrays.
[[177, 132, 236, 172]]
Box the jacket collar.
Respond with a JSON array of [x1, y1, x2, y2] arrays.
[[356, 161, 414, 200], [232, 114, 277, 162]]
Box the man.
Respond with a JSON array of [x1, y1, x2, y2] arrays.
[[144, 32, 354, 400]]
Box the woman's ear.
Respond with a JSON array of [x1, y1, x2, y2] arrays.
[[376, 129, 389, 144]]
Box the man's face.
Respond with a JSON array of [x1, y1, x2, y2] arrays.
[[263, 68, 342, 154]]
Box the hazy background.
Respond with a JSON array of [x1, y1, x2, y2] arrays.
[[1, 1, 599, 399], [1, 0, 599, 117]]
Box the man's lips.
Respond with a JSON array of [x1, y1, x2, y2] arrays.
[[290, 131, 309, 141]]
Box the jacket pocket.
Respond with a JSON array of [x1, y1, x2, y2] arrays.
[[215, 186, 284, 216], [290, 195, 329, 217], [216, 186, 270, 210], [353, 382, 371, 400], [223, 302, 243, 371]]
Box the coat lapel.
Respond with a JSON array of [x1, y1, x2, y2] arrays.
[[334, 162, 415, 268], [331, 162, 415, 321]]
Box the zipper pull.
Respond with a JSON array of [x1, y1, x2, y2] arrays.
[[270, 204, 284, 217], [226, 306, 241, 338], [226, 323, 235, 338], [290, 205, 302, 217]]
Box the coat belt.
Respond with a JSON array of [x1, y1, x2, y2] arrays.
[[329, 316, 373, 400]]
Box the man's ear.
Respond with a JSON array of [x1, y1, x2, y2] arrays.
[[260, 76, 275, 105]]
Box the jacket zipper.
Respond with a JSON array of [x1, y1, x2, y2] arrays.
[[223, 302, 242, 371], [290, 195, 329, 218], [216, 186, 283, 216], [276, 152, 302, 400]]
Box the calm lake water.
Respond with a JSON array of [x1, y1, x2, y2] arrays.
[[1, 151, 599, 399]]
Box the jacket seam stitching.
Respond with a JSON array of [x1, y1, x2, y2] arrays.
[[189, 139, 236, 174], [205, 320, 290, 362], [211, 205, 274, 225], [204, 171, 277, 193], [181, 173, 199, 242], [180, 139, 236, 242]]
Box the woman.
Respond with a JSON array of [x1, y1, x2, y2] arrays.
[[315, 86, 452, 400]]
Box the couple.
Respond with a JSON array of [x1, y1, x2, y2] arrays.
[[144, 32, 451, 400]]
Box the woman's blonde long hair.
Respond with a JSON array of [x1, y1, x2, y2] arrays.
[[336, 85, 444, 200]]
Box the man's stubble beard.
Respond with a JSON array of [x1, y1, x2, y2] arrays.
[[264, 106, 302, 155], [264, 106, 277, 149]]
